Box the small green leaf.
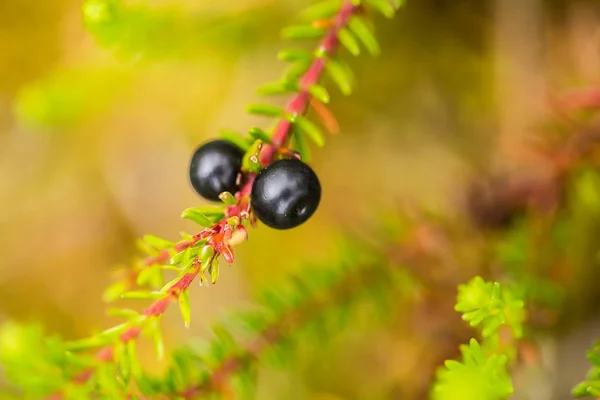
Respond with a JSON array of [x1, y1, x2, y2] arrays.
[[219, 191, 237, 205], [219, 128, 253, 150], [308, 84, 330, 103], [348, 17, 381, 56], [209, 262, 220, 284], [151, 318, 164, 359], [65, 336, 106, 351], [290, 115, 326, 147], [242, 140, 263, 173], [115, 343, 131, 385], [99, 322, 130, 338], [103, 280, 129, 303], [256, 80, 298, 96], [181, 208, 214, 227], [160, 276, 180, 293], [491, 282, 501, 300], [107, 308, 139, 319], [126, 340, 142, 379], [300, 0, 340, 20], [149, 266, 164, 288], [285, 59, 312, 81], [136, 265, 156, 286], [143, 234, 174, 250], [246, 104, 285, 117], [365, 0, 395, 18], [338, 28, 361, 56], [281, 25, 326, 40], [185, 205, 226, 219], [325, 58, 354, 95], [249, 127, 272, 143], [200, 245, 215, 272], [178, 288, 191, 328], [292, 127, 312, 162], [179, 247, 196, 271], [136, 239, 159, 256], [171, 247, 196, 266], [277, 49, 312, 62], [121, 291, 166, 300]]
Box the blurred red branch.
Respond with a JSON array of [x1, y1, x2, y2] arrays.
[[552, 86, 600, 111]]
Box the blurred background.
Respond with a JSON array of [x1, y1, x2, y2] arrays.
[[1, 0, 600, 398]]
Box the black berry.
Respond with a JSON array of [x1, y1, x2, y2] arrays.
[[189, 140, 244, 201], [251, 158, 321, 230]]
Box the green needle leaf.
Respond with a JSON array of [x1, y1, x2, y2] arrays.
[[179, 288, 191, 328], [219, 128, 253, 150], [364, 0, 396, 18], [121, 291, 166, 300], [65, 336, 107, 351], [290, 115, 326, 147], [151, 318, 165, 360], [249, 127, 272, 143], [300, 0, 340, 20], [219, 191, 237, 205], [103, 280, 129, 303], [326, 58, 354, 95], [246, 104, 285, 117], [278, 48, 312, 62], [116, 343, 131, 385], [338, 28, 361, 56], [200, 245, 215, 272], [292, 127, 312, 162], [348, 17, 381, 56], [257, 80, 299, 96], [107, 308, 140, 319], [281, 25, 326, 40], [209, 262, 220, 284], [308, 84, 330, 104], [181, 208, 214, 227], [142, 235, 174, 250]]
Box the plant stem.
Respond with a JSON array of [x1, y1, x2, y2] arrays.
[[268, 0, 359, 151]]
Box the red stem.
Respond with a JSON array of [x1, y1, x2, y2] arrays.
[[267, 0, 359, 151]]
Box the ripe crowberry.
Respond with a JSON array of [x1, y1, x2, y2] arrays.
[[251, 158, 321, 230], [189, 140, 244, 201]]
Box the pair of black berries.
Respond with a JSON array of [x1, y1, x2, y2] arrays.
[[189, 140, 321, 230]]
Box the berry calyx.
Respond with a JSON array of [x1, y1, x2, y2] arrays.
[[250, 158, 321, 230], [189, 140, 244, 201]]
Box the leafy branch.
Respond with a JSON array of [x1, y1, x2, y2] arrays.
[[11, 1, 405, 399], [574, 342, 600, 398], [432, 278, 526, 400], [159, 239, 406, 399], [1, 225, 413, 399]]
